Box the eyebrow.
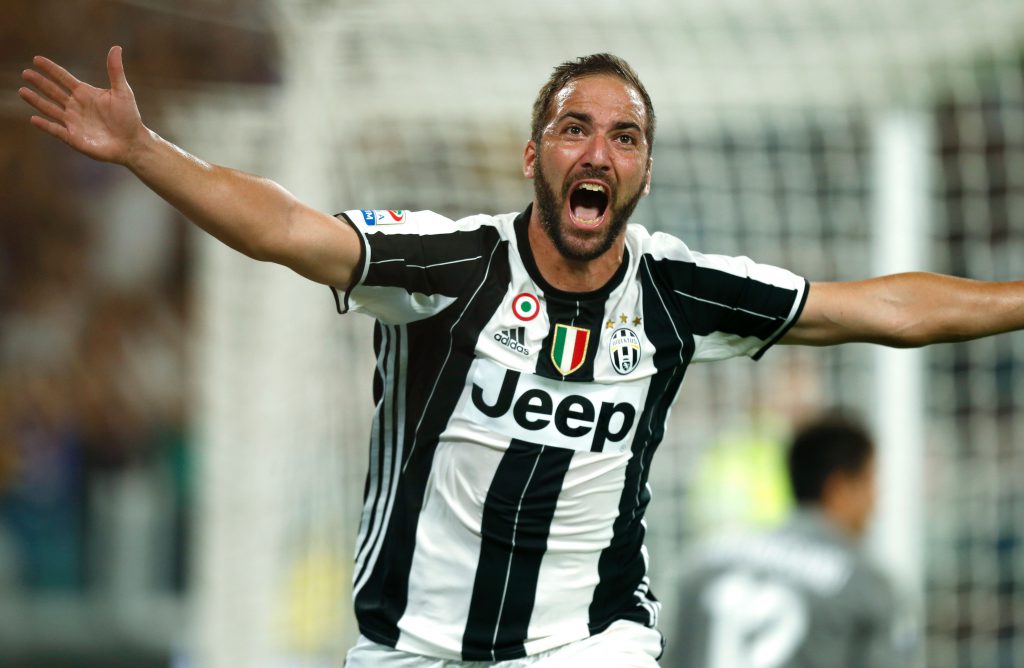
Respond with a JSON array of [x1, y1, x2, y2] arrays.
[[557, 111, 643, 134]]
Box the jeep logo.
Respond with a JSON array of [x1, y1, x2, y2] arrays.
[[466, 361, 640, 453]]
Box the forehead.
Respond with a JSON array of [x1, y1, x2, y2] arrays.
[[547, 74, 647, 129]]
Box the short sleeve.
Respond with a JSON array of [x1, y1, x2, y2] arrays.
[[683, 252, 808, 362], [331, 209, 500, 325], [642, 230, 808, 363]]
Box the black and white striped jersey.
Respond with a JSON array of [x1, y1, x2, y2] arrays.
[[332, 205, 808, 661]]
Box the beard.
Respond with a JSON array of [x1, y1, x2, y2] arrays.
[[534, 162, 644, 263]]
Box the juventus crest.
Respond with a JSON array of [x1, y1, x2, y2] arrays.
[[608, 328, 642, 375]]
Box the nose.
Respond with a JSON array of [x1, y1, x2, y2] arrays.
[[581, 134, 612, 173]]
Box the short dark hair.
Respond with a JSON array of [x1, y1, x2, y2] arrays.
[[787, 411, 875, 505], [530, 53, 656, 152]]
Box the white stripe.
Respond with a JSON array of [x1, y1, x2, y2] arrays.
[[408, 255, 483, 270], [352, 327, 391, 568], [403, 241, 502, 471], [672, 289, 781, 321], [353, 325, 408, 595], [556, 328, 575, 371], [370, 257, 406, 265], [490, 446, 545, 659]]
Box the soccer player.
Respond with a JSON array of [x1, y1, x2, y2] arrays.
[[665, 412, 915, 668], [18, 48, 1024, 666]]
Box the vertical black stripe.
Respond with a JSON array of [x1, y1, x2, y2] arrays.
[[589, 260, 694, 632], [354, 233, 511, 647], [535, 295, 608, 381], [462, 440, 575, 661], [588, 367, 685, 633]]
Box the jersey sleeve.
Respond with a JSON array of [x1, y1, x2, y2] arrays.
[[331, 209, 499, 325], [678, 251, 808, 363]]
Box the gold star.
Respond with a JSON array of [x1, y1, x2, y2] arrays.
[[606, 319, 615, 329], [633, 316, 642, 327], [619, 313, 627, 323]]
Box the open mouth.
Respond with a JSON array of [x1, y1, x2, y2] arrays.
[[568, 181, 610, 228]]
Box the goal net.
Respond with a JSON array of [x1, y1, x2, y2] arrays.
[[175, 1, 1024, 665]]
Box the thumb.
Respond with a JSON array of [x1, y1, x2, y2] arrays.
[[107, 45, 131, 93]]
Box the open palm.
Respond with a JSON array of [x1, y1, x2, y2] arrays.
[[19, 46, 145, 165]]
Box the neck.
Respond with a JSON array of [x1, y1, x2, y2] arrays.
[[526, 209, 626, 293], [820, 500, 863, 539]]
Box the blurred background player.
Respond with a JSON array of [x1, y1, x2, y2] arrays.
[[665, 411, 916, 668]]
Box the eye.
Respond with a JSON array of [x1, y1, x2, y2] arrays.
[[615, 134, 636, 145], [566, 125, 584, 135]]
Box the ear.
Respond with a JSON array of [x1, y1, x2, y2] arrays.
[[642, 156, 653, 196], [523, 140, 537, 179]]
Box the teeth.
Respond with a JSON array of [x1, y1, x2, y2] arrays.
[[577, 183, 606, 193]]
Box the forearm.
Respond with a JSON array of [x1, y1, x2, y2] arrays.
[[785, 272, 1024, 348], [891, 273, 1024, 345], [126, 129, 298, 261], [22, 48, 358, 287]]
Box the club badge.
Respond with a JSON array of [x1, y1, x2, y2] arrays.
[[551, 324, 590, 376], [608, 327, 641, 375]]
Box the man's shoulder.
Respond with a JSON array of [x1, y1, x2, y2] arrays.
[[626, 225, 742, 272], [454, 210, 519, 230], [626, 223, 693, 259], [347, 209, 515, 238]]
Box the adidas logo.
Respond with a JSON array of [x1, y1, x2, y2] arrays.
[[494, 327, 530, 356]]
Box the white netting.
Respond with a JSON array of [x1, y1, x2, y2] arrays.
[[176, 1, 1024, 666]]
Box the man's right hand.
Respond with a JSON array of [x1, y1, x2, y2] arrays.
[[19, 46, 362, 290], [20, 46, 147, 166]]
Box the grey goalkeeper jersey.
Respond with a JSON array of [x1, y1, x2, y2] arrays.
[[666, 510, 914, 668]]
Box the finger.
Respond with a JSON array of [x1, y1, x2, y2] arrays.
[[33, 55, 84, 92], [29, 115, 70, 144], [19, 86, 66, 121], [22, 68, 71, 105], [107, 46, 130, 93]]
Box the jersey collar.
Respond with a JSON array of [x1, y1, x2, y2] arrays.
[[514, 203, 630, 301]]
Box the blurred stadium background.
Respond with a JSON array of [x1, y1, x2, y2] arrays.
[[2, 0, 1023, 666]]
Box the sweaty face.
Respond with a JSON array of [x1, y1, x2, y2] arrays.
[[528, 75, 651, 262], [534, 161, 643, 262]]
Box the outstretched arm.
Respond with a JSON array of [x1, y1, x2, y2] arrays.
[[19, 46, 360, 288], [782, 272, 1024, 347]]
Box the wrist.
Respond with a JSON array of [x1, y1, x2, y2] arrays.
[[123, 126, 159, 171]]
